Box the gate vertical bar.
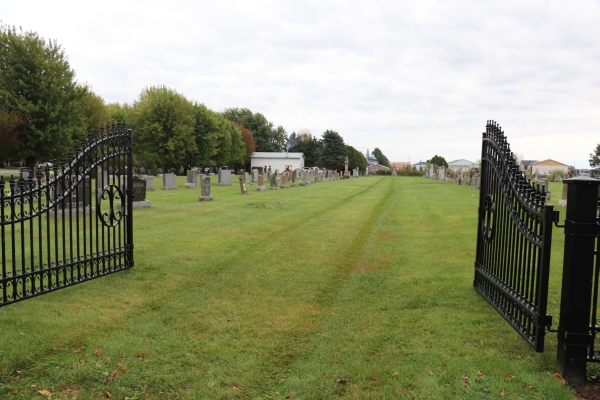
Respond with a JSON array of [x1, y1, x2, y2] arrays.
[[556, 176, 600, 385], [125, 127, 134, 268]]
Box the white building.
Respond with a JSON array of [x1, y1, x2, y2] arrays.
[[530, 159, 569, 176], [250, 152, 305, 172]]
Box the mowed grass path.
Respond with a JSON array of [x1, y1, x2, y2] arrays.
[[0, 176, 572, 399]]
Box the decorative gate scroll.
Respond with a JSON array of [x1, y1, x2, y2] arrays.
[[0, 122, 133, 306], [474, 121, 555, 352]]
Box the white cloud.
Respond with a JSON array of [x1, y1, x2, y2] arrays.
[[4, 0, 599, 168]]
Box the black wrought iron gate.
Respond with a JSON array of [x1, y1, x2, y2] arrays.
[[474, 120, 556, 352], [0, 122, 133, 306]]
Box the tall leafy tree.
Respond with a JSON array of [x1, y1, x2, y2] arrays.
[[319, 130, 347, 170], [346, 145, 368, 172], [372, 147, 391, 167], [289, 137, 322, 167], [0, 24, 87, 169], [80, 89, 110, 132], [590, 144, 600, 176], [221, 107, 287, 152], [0, 109, 25, 160], [107, 102, 136, 127], [191, 103, 220, 167], [134, 85, 197, 170], [235, 123, 256, 164]]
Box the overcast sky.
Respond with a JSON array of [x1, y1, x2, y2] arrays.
[[4, 0, 599, 168]]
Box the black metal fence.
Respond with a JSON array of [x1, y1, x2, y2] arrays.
[[0, 122, 133, 306], [474, 120, 555, 352]]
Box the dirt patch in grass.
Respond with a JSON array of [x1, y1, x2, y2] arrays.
[[248, 202, 284, 210]]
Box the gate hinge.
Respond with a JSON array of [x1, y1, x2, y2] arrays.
[[544, 314, 558, 333], [552, 211, 564, 228]]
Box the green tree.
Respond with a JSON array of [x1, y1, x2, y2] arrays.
[[80, 89, 110, 132], [427, 155, 449, 168], [0, 25, 87, 169], [372, 147, 391, 167], [211, 113, 245, 167], [190, 103, 220, 167], [107, 102, 136, 127], [346, 145, 368, 172], [133, 85, 197, 170], [289, 137, 322, 167], [235, 123, 256, 165], [221, 108, 287, 152], [0, 109, 25, 161], [319, 130, 347, 171], [590, 144, 600, 176]]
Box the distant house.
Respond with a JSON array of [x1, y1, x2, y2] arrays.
[[391, 162, 411, 170], [250, 152, 305, 172], [448, 159, 476, 171], [412, 161, 427, 170], [530, 159, 569, 176]]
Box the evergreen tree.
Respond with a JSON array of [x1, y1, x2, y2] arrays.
[[426, 155, 449, 168], [372, 147, 391, 167], [319, 130, 347, 170], [289, 137, 322, 167], [590, 144, 600, 176]]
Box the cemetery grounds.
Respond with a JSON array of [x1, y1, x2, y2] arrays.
[[0, 174, 577, 399]]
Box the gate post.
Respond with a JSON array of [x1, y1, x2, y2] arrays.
[[556, 176, 600, 385]]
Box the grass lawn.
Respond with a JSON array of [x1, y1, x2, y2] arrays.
[[0, 176, 575, 399]]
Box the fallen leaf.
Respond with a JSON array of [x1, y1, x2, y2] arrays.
[[337, 378, 347, 385], [391, 372, 398, 378], [554, 372, 567, 385], [477, 370, 485, 376], [106, 392, 112, 398], [20, 331, 24, 335], [31, 384, 38, 389], [233, 386, 240, 391], [461, 380, 467, 387], [500, 389, 505, 397], [523, 383, 533, 389], [137, 353, 145, 360], [397, 386, 403, 393], [428, 371, 434, 376], [280, 378, 286, 383], [38, 389, 52, 397]]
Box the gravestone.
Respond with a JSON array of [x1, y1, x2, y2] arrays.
[[244, 171, 250, 183], [256, 174, 266, 191], [157, 168, 163, 176], [344, 157, 350, 179], [198, 176, 213, 201], [280, 173, 289, 189], [252, 169, 259, 183], [185, 170, 198, 188], [300, 171, 306, 186], [162, 173, 177, 190], [145, 176, 155, 191], [217, 169, 232, 186], [148, 169, 153, 177], [269, 172, 279, 190], [131, 177, 151, 208], [132, 167, 137, 176], [353, 168, 359, 178], [471, 176, 478, 189], [96, 168, 109, 198], [140, 167, 146, 176], [54, 176, 92, 210], [306, 171, 312, 185], [239, 176, 248, 195], [392, 167, 397, 176], [291, 170, 297, 187]]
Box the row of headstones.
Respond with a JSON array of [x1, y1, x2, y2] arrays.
[[424, 166, 481, 189]]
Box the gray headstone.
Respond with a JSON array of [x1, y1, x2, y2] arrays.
[[280, 173, 289, 189], [162, 173, 177, 190], [239, 176, 248, 195], [256, 174, 266, 191], [218, 169, 232, 186], [145, 176, 155, 191], [252, 169, 259, 183], [269, 172, 279, 190], [198, 176, 213, 201]]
